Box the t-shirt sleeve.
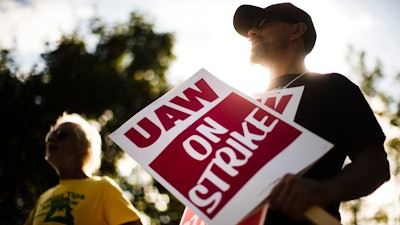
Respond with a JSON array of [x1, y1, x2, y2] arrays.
[[329, 74, 386, 149], [103, 177, 141, 225]]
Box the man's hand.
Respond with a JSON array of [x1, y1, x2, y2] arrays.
[[266, 174, 329, 222]]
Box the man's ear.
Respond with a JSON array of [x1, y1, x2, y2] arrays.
[[290, 22, 307, 41]]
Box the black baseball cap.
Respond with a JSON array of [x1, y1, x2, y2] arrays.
[[233, 3, 316, 53]]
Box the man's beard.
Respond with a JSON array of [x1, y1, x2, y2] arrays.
[[249, 42, 268, 65]]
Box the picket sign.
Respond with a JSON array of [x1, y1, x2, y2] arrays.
[[305, 206, 341, 225], [110, 68, 334, 225], [178, 83, 341, 225]]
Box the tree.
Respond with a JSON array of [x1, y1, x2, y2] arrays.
[[0, 12, 186, 225], [340, 46, 400, 225], [3, 11, 399, 225]]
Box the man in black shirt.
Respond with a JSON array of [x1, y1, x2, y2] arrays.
[[233, 2, 390, 224]]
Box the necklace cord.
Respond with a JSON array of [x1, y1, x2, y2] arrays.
[[282, 71, 307, 89]]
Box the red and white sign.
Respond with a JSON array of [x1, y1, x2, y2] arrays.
[[110, 68, 333, 225], [252, 85, 304, 121], [179, 86, 307, 225]]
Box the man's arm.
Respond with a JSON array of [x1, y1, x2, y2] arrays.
[[266, 140, 390, 221], [326, 141, 390, 202]]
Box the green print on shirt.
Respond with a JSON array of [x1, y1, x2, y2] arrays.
[[42, 192, 85, 225]]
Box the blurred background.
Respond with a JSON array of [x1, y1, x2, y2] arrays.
[[0, 0, 399, 224]]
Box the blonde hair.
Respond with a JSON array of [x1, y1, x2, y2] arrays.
[[53, 112, 102, 175]]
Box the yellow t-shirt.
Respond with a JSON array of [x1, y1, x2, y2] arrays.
[[24, 176, 141, 225]]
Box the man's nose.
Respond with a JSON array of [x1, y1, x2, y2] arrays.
[[248, 27, 259, 38]]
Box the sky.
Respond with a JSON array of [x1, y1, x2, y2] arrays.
[[0, 0, 399, 95], [1, 0, 399, 222]]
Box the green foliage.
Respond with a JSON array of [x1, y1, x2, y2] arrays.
[[2, 10, 399, 225], [341, 46, 400, 225], [0, 12, 185, 225]]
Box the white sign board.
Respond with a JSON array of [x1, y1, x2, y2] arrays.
[[110, 68, 333, 225]]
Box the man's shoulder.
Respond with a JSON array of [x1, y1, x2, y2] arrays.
[[90, 176, 123, 190], [306, 72, 357, 87], [308, 72, 349, 80], [90, 175, 115, 184]]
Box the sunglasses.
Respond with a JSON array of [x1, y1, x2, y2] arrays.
[[255, 13, 298, 29], [45, 128, 72, 142]]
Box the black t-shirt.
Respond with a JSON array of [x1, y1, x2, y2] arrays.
[[264, 73, 386, 225]]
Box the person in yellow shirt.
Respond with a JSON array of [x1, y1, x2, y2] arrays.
[[24, 112, 143, 225]]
